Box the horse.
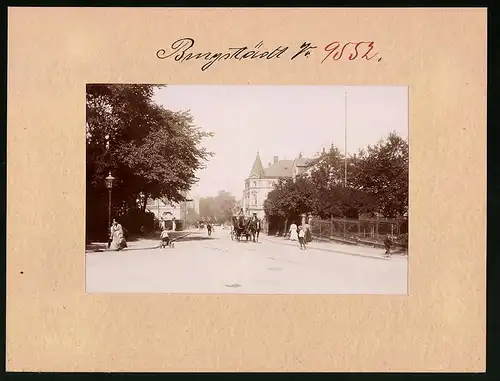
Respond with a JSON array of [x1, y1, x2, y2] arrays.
[[247, 217, 262, 242], [232, 215, 251, 241]]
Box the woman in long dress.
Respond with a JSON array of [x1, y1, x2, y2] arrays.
[[109, 219, 127, 251], [289, 222, 298, 241]]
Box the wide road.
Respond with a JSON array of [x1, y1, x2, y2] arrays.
[[86, 228, 408, 294]]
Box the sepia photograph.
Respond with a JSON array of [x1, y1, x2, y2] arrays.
[[85, 85, 409, 294]]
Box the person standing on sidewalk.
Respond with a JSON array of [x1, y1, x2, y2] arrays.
[[304, 222, 312, 243], [289, 222, 298, 241], [384, 234, 392, 258], [298, 226, 306, 250]]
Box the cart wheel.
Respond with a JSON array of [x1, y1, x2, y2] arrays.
[[171, 242, 175, 248]]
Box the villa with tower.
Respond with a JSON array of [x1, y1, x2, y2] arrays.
[[242, 152, 312, 220]]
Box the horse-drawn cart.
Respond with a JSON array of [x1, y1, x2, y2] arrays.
[[231, 215, 261, 242]]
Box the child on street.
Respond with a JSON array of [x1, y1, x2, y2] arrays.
[[384, 234, 392, 258], [160, 227, 171, 248], [298, 226, 307, 250]]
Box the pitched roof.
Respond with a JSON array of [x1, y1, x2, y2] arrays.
[[248, 152, 265, 178], [264, 160, 294, 178], [293, 157, 312, 167]]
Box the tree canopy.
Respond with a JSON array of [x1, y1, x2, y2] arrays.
[[349, 132, 408, 217], [86, 84, 213, 240], [199, 190, 237, 223], [263, 132, 408, 221]]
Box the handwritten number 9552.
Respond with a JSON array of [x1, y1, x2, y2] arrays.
[[322, 41, 382, 63]]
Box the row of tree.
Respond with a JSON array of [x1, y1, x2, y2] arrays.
[[86, 84, 213, 240], [263, 132, 408, 222], [199, 190, 237, 224]]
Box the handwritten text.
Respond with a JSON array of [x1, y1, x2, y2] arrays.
[[156, 38, 289, 71], [155, 38, 383, 71]]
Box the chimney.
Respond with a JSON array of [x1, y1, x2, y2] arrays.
[[273, 156, 278, 164], [322, 147, 326, 154], [299, 152, 303, 159], [268, 162, 271, 168]]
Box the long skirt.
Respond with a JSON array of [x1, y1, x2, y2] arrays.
[[290, 229, 298, 241], [110, 234, 127, 250]]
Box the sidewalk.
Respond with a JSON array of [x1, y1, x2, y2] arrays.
[[263, 235, 407, 261], [85, 230, 197, 253]]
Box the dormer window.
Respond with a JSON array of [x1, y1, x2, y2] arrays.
[[253, 181, 257, 187]]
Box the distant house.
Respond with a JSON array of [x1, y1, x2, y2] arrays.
[[146, 191, 198, 230], [242, 152, 311, 219], [292, 153, 313, 179]]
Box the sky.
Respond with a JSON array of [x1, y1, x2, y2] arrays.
[[153, 85, 408, 200]]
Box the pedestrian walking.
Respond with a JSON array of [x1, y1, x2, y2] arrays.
[[384, 234, 392, 258], [298, 226, 306, 250], [207, 222, 212, 236], [289, 222, 298, 241], [304, 223, 312, 243]]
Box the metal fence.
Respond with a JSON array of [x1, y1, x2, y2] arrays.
[[310, 217, 407, 242]]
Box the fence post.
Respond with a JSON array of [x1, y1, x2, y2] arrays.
[[375, 217, 379, 239], [330, 216, 333, 238], [319, 222, 322, 240]]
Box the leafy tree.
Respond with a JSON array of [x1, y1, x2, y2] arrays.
[[199, 190, 237, 223], [263, 141, 381, 221], [86, 84, 213, 240], [263, 176, 315, 222], [307, 145, 345, 189], [350, 132, 408, 218]]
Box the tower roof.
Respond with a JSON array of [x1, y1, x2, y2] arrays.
[[248, 152, 265, 178]]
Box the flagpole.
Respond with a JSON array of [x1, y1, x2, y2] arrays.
[[343, 91, 348, 237], [344, 91, 348, 188]]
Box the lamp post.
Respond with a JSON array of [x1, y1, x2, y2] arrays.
[[105, 172, 115, 233]]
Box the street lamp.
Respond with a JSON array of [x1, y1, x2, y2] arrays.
[[105, 172, 115, 232]]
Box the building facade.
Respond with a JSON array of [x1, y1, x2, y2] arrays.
[[146, 191, 198, 230], [242, 152, 311, 219]]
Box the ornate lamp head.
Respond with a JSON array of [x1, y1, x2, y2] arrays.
[[105, 172, 115, 189]]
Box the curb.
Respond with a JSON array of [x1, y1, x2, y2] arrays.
[[264, 237, 406, 261]]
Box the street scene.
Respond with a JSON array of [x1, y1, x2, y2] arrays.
[[86, 85, 408, 294], [86, 228, 407, 294]]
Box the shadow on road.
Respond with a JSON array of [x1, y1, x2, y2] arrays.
[[126, 231, 187, 242], [176, 235, 218, 242]]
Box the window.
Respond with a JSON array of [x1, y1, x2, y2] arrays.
[[253, 181, 257, 187], [252, 194, 257, 205]]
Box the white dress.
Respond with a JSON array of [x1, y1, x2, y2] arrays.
[[110, 223, 127, 250], [289, 223, 298, 241]]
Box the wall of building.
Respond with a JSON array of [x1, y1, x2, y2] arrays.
[[243, 154, 312, 220], [146, 199, 181, 220], [243, 177, 278, 219]]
